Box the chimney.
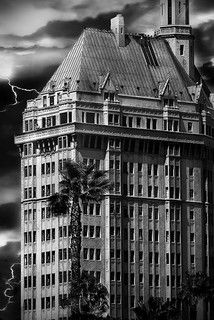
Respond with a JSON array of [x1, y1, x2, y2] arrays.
[[110, 14, 125, 47]]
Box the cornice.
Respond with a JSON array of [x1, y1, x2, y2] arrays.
[[15, 122, 214, 147]]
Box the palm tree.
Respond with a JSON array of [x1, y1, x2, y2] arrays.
[[79, 272, 109, 319], [49, 160, 111, 315], [133, 296, 179, 320], [179, 272, 214, 320]]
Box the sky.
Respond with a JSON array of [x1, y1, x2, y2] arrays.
[[0, 0, 214, 317]]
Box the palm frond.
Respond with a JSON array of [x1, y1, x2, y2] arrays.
[[48, 193, 70, 216]]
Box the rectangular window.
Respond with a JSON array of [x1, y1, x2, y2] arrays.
[[90, 249, 94, 260], [180, 45, 184, 56], [168, 0, 172, 24], [86, 112, 95, 124], [147, 118, 151, 129], [60, 112, 67, 124]]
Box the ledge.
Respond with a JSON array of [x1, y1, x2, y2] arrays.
[[15, 122, 214, 146]]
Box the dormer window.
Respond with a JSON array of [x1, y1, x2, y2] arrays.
[[49, 95, 54, 106], [43, 96, 47, 107], [164, 99, 174, 107], [104, 92, 115, 102]]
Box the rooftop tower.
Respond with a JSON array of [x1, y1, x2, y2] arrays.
[[157, 0, 195, 79]]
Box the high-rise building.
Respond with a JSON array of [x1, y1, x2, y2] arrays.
[[15, 0, 214, 319]]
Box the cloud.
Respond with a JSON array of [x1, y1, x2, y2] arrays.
[[0, 203, 20, 232], [194, 20, 214, 65]]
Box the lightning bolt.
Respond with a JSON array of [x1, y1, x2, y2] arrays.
[[0, 263, 21, 312], [0, 77, 39, 112]]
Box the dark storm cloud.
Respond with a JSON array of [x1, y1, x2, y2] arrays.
[[0, 242, 20, 320], [0, 242, 20, 261], [192, 0, 214, 13], [194, 20, 214, 62], [0, 203, 20, 231], [17, 1, 158, 41]]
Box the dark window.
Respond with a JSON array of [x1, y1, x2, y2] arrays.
[[168, 0, 172, 24], [86, 112, 95, 124], [50, 96, 54, 106], [60, 112, 67, 124], [180, 45, 184, 56]]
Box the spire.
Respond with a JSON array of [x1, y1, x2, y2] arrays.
[[157, 0, 194, 79]]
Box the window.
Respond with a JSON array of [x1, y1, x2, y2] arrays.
[[149, 274, 153, 287], [190, 189, 194, 200], [96, 249, 101, 260], [168, 0, 172, 24], [180, 45, 184, 56], [155, 275, 159, 287], [155, 230, 159, 242], [86, 112, 95, 124], [89, 226, 95, 238], [188, 122, 193, 132], [83, 225, 88, 237], [130, 251, 135, 263], [190, 209, 194, 220], [50, 95, 54, 106], [128, 117, 133, 128], [137, 117, 141, 128], [90, 248, 94, 260], [189, 168, 194, 176], [148, 186, 152, 197], [154, 186, 158, 198], [83, 248, 88, 260], [148, 230, 153, 242], [130, 228, 134, 240], [147, 118, 151, 129], [60, 113, 67, 124]]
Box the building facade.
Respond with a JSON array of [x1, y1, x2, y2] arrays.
[[15, 0, 214, 319]]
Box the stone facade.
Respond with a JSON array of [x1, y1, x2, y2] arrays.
[[15, 1, 214, 320]]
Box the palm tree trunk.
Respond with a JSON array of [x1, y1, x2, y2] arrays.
[[70, 199, 82, 315]]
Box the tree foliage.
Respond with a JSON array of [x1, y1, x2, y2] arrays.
[[49, 160, 111, 316]]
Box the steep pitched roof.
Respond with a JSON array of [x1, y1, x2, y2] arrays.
[[42, 28, 195, 101]]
